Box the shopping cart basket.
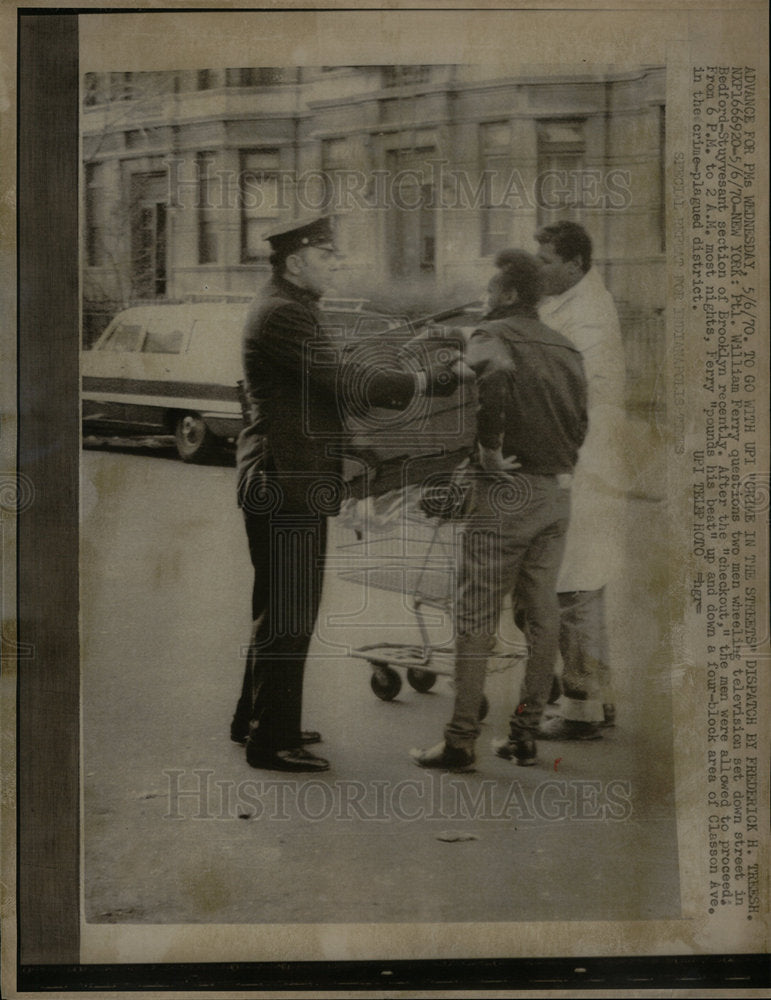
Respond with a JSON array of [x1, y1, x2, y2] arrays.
[[336, 478, 529, 717]]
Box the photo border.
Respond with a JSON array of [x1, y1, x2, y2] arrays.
[[4, 4, 769, 996]]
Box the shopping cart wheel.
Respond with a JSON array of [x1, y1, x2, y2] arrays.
[[370, 663, 402, 701], [406, 667, 437, 693], [478, 694, 489, 721]]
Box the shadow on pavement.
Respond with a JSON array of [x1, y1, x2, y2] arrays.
[[82, 434, 236, 467]]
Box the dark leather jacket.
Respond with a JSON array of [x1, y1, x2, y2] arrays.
[[469, 303, 588, 475]]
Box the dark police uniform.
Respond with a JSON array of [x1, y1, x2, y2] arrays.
[[231, 215, 460, 771]]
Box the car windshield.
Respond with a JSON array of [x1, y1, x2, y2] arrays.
[[101, 322, 143, 351], [142, 326, 187, 354]]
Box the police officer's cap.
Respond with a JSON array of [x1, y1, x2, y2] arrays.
[[264, 214, 337, 256]]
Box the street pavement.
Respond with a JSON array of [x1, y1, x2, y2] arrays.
[[80, 426, 680, 927]]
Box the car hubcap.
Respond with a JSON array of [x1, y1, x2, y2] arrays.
[[181, 416, 202, 445]]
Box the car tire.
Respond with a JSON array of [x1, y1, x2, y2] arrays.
[[173, 411, 217, 463]]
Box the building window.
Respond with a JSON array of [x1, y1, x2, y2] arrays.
[[480, 121, 512, 257], [197, 152, 219, 265], [322, 138, 349, 171], [138, 71, 175, 97], [321, 137, 352, 208], [419, 184, 435, 272], [378, 98, 400, 125], [226, 68, 245, 87], [129, 172, 169, 299], [385, 147, 437, 277], [109, 72, 133, 101], [226, 68, 295, 87], [84, 73, 105, 107], [382, 65, 431, 88], [239, 149, 281, 262], [197, 69, 213, 91], [536, 119, 586, 226], [85, 161, 106, 266]]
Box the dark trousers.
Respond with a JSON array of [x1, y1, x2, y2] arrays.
[[233, 509, 327, 751], [445, 473, 570, 748], [245, 508, 272, 623]]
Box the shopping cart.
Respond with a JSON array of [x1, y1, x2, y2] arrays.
[[336, 478, 529, 718]]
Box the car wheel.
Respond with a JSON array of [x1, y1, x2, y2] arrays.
[[174, 411, 217, 463]]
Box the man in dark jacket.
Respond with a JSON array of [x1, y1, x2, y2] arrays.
[[411, 250, 588, 771], [231, 214, 465, 772]]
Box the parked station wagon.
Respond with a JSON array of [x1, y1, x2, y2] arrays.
[[81, 298, 404, 463], [81, 302, 245, 461]]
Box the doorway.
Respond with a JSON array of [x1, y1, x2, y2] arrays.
[[130, 171, 168, 298]]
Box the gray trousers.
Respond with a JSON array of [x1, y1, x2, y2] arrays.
[[444, 472, 571, 749], [556, 587, 611, 722]]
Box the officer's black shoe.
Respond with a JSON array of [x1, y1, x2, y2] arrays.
[[492, 736, 537, 766], [232, 722, 322, 747], [230, 718, 249, 745], [410, 741, 475, 772], [245, 743, 330, 772]]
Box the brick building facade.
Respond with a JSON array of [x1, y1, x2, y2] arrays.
[[82, 64, 666, 408]]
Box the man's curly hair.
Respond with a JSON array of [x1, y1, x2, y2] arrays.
[[493, 249, 543, 306]]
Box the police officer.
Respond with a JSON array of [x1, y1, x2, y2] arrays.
[[231, 214, 466, 772]]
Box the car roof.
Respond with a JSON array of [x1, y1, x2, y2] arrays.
[[106, 303, 250, 328], [102, 300, 403, 342]]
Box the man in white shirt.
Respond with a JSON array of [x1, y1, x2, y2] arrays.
[[528, 222, 627, 739]]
